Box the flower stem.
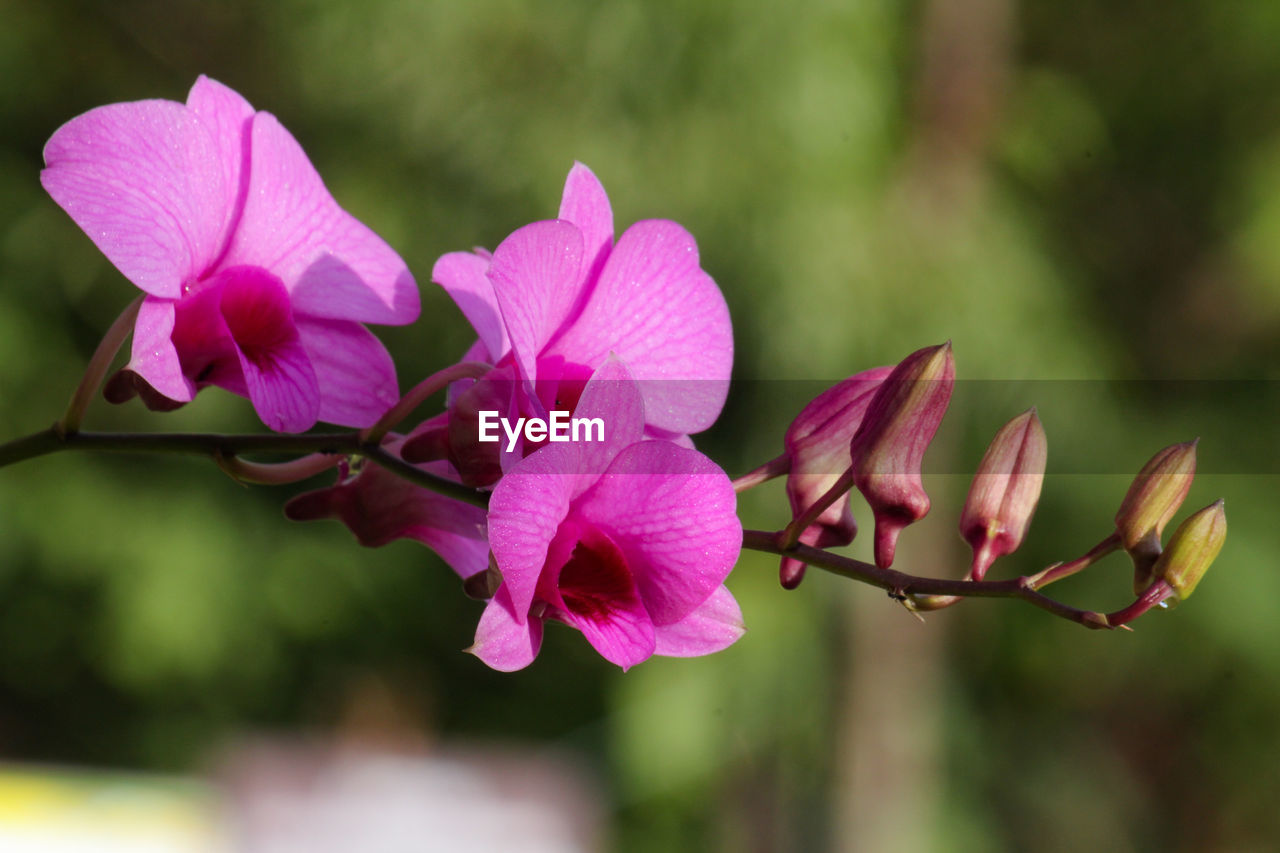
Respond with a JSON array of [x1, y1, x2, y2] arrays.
[[731, 454, 790, 493], [777, 466, 852, 549], [0, 426, 490, 508], [742, 529, 1139, 630], [362, 361, 491, 446], [56, 295, 143, 436], [216, 452, 343, 485], [1025, 532, 1122, 590]]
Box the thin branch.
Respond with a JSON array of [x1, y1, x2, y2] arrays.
[[362, 361, 492, 446], [731, 454, 791, 493], [742, 528, 1135, 630], [57, 295, 143, 435], [0, 426, 491, 509]]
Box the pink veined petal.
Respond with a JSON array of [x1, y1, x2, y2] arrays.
[[127, 297, 193, 403], [184, 76, 255, 263], [470, 584, 544, 672], [570, 357, 645, 477], [487, 442, 582, 623], [219, 268, 319, 432], [284, 440, 489, 579], [433, 251, 509, 362], [557, 162, 614, 287], [546, 219, 732, 435], [222, 112, 419, 325], [41, 98, 230, 299], [294, 317, 399, 429], [653, 585, 745, 657], [487, 220, 585, 388], [576, 441, 741, 625]]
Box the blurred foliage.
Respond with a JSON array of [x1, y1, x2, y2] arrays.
[[1, 1, 1279, 851]]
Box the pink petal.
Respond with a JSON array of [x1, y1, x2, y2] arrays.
[[544, 533, 655, 670], [546, 220, 732, 434], [219, 267, 319, 432], [41, 98, 230, 299], [439, 364, 520, 487], [576, 441, 741, 625], [433, 251, 509, 362], [222, 112, 419, 325], [487, 220, 585, 387], [470, 584, 544, 672], [295, 317, 399, 429], [557, 163, 614, 286], [654, 585, 744, 657], [284, 439, 489, 579], [127, 297, 193, 403], [185, 76, 254, 260], [487, 443, 581, 623], [571, 357, 645, 476]]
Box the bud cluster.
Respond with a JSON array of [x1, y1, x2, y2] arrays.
[[775, 342, 1227, 628]]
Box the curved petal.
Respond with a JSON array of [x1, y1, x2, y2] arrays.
[[487, 220, 584, 386], [295, 317, 399, 429], [487, 442, 582, 622], [546, 220, 732, 434], [185, 75, 254, 262], [433, 251, 509, 361], [127, 297, 193, 403], [571, 357, 644, 476], [558, 162, 613, 286], [469, 585, 544, 672], [284, 442, 489, 579], [41, 98, 229, 298], [219, 268, 319, 432], [654, 585, 744, 657], [223, 112, 419, 325], [576, 441, 741, 625]]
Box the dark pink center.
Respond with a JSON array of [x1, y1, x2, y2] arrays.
[[557, 536, 634, 623]]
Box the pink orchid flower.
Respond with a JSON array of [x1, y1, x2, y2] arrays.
[[471, 359, 744, 671], [422, 163, 732, 482], [41, 76, 419, 432], [284, 418, 489, 581]]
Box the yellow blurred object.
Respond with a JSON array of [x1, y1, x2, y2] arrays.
[[0, 765, 225, 853]]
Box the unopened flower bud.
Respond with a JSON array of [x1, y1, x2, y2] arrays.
[[1115, 439, 1197, 591], [780, 366, 892, 587], [1152, 500, 1226, 602], [849, 342, 954, 568], [959, 408, 1047, 580]]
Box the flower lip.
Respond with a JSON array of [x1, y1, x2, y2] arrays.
[[554, 533, 636, 624]]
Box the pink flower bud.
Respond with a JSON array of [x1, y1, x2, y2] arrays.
[[958, 408, 1047, 580], [1152, 499, 1226, 602], [849, 342, 954, 568], [780, 366, 892, 588], [1114, 439, 1197, 592]]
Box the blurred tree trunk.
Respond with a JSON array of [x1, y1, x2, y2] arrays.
[[831, 2, 1013, 848]]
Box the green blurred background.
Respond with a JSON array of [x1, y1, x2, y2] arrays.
[[1, 1, 1278, 850]]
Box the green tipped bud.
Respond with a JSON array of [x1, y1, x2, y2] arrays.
[[959, 408, 1047, 580], [1115, 440, 1197, 591], [1152, 500, 1226, 601]]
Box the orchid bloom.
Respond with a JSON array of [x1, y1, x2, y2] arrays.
[[284, 417, 489, 581], [41, 76, 419, 432], [423, 163, 732, 482], [471, 360, 744, 671]]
